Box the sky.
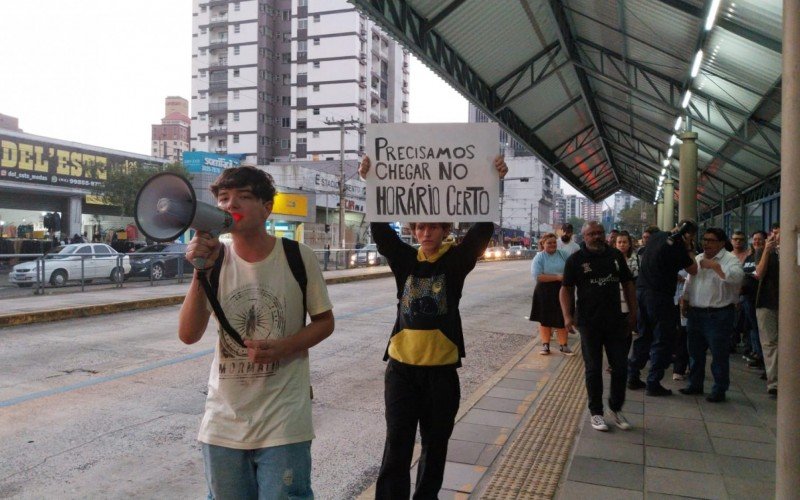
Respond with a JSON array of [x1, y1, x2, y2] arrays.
[[0, 0, 580, 195]]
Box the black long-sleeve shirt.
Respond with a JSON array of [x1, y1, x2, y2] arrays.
[[371, 222, 495, 367]]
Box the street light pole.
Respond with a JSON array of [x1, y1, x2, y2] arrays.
[[324, 117, 359, 249]]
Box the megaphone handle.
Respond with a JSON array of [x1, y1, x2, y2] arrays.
[[193, 257, 207, 270]]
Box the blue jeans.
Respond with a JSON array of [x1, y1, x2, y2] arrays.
[[628, 289, 677, 388], [686, 306, 735, 395], [202, 441, 313, 500], [741, 296, 762, 358]]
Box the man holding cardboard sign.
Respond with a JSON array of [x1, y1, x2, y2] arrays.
[[360, 125, 506, 498]]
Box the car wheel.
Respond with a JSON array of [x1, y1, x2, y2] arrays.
[[150, 263, 165, 281], [50, 269, 68, 287], [110, 267, 124, 283], [17, 283, 33, 288]]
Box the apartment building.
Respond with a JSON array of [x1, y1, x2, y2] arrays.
[[190, 0, 408, 165], [151, 97, 191, 163]]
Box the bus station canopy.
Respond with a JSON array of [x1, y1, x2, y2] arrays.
[[349, 0, 782, 212]]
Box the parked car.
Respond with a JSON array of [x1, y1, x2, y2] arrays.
[[128, 243, 189, 280], [9, 243, 131, 287], [508, 245, 525, 258], [483, 246, 509, 260], [349, 243, 387, 267]]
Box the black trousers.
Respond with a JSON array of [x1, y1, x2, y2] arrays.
[[376, 360, 460, 500], [579, 321, 629, 416]]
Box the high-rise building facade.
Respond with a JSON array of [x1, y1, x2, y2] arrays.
[[582, 201, 603, 222], [190, 0, 409, 165], [151, 96, 191, 163], [613, 192, 635, 222]]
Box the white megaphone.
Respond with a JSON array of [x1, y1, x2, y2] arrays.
[[134, 172, 234, 269]]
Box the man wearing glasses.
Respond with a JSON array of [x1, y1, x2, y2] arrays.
[[679, 228, 744, 402]]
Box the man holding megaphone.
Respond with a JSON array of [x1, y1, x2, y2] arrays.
[[176, 166, 334, 499]]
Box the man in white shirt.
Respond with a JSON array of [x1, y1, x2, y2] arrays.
[[679, 228, 744, 403], [178, 166, 334, 499], [557, 223, 580, 255]]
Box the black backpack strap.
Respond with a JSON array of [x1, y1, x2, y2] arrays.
[[282, 238, 308, 325], [198, 245, 247, 347]]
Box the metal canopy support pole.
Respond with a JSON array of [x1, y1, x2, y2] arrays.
[[663, 178, 675, 230], [657, 197, 665, 230], [777, 0, 800, 496], [679, 131, 699, 223]]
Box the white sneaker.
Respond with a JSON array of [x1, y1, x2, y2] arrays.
[[672, 373, 686, 381], [610, 410, 631, 430], [590, 414, 609, 431], [559, 344, 575, 356]]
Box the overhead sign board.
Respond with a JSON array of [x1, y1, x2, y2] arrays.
[[365, 123, 500, 222], [182, 151, 244, 175]]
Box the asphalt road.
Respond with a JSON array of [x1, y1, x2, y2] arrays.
[[0, 260, 536, 499]]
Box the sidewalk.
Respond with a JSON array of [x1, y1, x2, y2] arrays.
[[0, 265, 393, 327], [0, 267, 778, 498]]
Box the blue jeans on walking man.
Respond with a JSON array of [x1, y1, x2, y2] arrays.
[[628, 289, 677, 389], [686, 306, 735, 396]]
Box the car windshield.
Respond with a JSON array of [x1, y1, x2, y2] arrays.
[[135, 245, 167, 253], [45, 245, 79, 259]]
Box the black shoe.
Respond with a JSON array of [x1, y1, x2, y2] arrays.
[[706, 393, 726, 403], [646, 385, 673, 397], [768, 387, 777, 396], [760, 372, 767, 380], [627, 378, 646, 390], [679, 387, 703, 395], [747, 358, 765, 369]]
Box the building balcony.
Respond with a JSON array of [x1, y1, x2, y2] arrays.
[[208, 126, 228, 137], [205, 0, 228, 7], [208, 38, 228, 50], [209, 81, 228, 92], [208, 102, 228, 112], [209, 58, 227, 69], [209, 15, 228, 27], [214, 147, 228, 154]]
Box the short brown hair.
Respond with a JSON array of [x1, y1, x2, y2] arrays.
[[538, 232, 557, 251], [210, 166, 276, 202], [408, 222, 452, 233]]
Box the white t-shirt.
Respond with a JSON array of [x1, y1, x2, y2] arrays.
[[557, 239, 580, 255], [198, 240, 332, 450]]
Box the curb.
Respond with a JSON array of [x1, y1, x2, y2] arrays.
[[0, 270, 396, 328]]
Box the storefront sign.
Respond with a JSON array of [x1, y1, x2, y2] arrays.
[[365, 123, 499, 222], [1, 132, 166, 190], [273, 193, 309, 217], [182, 151, 243, 175]]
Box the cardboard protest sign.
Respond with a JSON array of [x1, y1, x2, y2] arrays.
[[365, 123, 500, 222]]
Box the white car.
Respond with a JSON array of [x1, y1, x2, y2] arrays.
[[9, 243, 131, 287]]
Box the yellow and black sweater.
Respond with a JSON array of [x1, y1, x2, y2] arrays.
[[371, 222, 495, 368]]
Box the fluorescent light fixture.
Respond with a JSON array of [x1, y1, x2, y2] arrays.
[[663, 159, 670, 167], [691, 50, 703, 77], [681, 90, 692, 108], [667, 148, 674, 158], [674, 116, 683, 131], [705, 0, 722, 30], [670, 135, 677, 146], [661, 168, 667, 176]]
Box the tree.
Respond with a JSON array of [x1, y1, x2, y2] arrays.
[[567, 216, 586, 232], [617, 200, 655, 236], [92, 161, 191, 217]]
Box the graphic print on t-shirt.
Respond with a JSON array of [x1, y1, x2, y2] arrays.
[[218, 284, 285, 379], [401, 274, 448, 320]]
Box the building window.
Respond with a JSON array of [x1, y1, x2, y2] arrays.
[[283, 74, 291, 84], [200, 114, 207, 121], [234, 2, 240, 11], [200, 136, 206, 142], [298, 19, 307, 30], [200, 6, 206, 12], [297, 119, 307, 130], [312, 131, 319, 138], [282, 52, 291, 63], [233, 112, 240, 121], [283, 32, 291, 42], [233, 134, 240, 143], [233, 69, 240, 77], [282, 96, 291, 106], [200, 48, 207, 55], [313, 38, 320, 46], [234, 46, 240, 55], [281, 117, 291, 127], [312, 84, 320, 92], [234, 24, 240, 33], [201, 27, 207, 34], [313, 14, 320, 22], [282, 10, 290, 21], [313, 108, 320, 115], [199, 69, 207, 77], [297, 137, 307, 145], [281, 139, 290, 149], [313, 61, 320, 68], [233, 90, 240, 99], [298, 0, 307, 6]]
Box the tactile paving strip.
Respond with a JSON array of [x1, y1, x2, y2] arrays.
[[481, 345, 586, 499]]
